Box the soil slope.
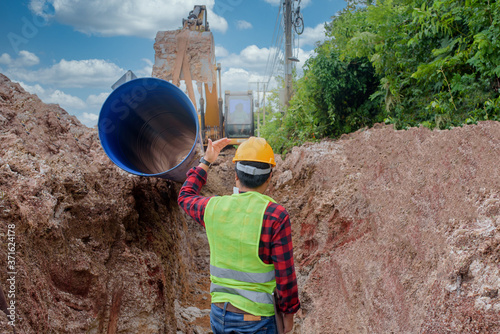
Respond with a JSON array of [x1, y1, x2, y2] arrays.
[[0, 74, 212, 333], [268, 123, 500, 333], [1, 73, 499, 333]]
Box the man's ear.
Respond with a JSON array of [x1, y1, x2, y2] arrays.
[[264, 172, 272, 186], [235, 172, 241, 189]]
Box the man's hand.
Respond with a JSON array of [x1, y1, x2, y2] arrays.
[[199, 138, 231, 171]]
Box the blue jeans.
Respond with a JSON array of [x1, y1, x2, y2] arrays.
[[210, 303, 277, 334]]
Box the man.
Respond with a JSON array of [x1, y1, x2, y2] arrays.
[[178, 137, 300, 334], [227, 103, 252, 136]]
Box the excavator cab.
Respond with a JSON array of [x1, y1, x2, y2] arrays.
[[224, 91, 254, 139]]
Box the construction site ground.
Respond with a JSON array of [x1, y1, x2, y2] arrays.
[[0, 73, 499, 333]]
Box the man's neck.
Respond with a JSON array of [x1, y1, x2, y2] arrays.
[[236, 183, 269, 194], [235, 174, 271, 194], [237, 185, 264, 194]]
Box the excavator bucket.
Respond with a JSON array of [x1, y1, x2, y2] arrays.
[[150, 6, 249, 147], [152, 29, 217, 102], [152, 28, 222, 144]]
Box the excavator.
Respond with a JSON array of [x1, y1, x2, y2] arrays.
[[98, 6, 255, 181], [152, 5, 254, 146]]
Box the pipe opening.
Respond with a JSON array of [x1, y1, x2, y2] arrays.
[[98, 78, 202, 180]]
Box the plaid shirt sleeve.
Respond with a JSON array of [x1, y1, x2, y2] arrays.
[[260, 203, 301, 314], [178, 166, 300, 314], [177, 166, 211, 227]]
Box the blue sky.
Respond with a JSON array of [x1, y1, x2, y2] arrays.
[[0, 0, 346, 127]]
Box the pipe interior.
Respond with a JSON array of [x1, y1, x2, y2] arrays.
[[100, 80, 197, 175]]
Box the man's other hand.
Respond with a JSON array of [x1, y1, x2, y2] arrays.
[[205, 137, 231, 164]]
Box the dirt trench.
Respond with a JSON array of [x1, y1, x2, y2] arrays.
[[1, 73, 500, 333], [0, 73, 220, 334]]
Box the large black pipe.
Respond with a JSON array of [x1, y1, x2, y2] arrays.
[[98, 78, 203, 182]]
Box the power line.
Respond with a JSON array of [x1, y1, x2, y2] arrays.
[[264, 4, 282, 79], [264, 4, 285, 88]]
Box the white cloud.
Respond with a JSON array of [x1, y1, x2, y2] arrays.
[[29, 0, 228, 38], [17, 80, 105, 127], [263, 0, 280, 5], [19, 80, 87, 111], [81, 112, 99, 122], [299, 22, 327, 46], [86, 92, 109, 107], [222, 45, 303, 68], [220, 67, 266, 94], [218, 68, 280, 117], [222, 67, 252, 88], [236, 20, 252, 30], [45, 89, 87, 109], [216, 43, 315, 93], [215, 45, 229, 58], [14, 58, 124, 88], [0, 53, 12, 65], [206, 7, 229, 33], [134, 58, 153, 77], [219, 45, 275, 72], [18, 51, 40, 67], [293, 48, 315, 65], [0, 51, 40, 68], [18, 81, 46, 97]]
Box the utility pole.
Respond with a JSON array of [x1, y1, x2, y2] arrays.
[[256, 81, 260, 136], [284, 0, 293, 109], [262, 83, 266, 125]]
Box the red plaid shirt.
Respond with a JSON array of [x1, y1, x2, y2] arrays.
[[178, 166, 300, 314]]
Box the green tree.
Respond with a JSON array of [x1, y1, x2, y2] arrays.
[[341, 0, 500, 128], [262, 0, 500, 154]]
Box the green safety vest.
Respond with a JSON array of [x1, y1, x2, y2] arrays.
[[204, 191, 277, 316]]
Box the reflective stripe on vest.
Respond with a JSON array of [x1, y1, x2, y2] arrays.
[[210, 264, 275, 284], [210, 283, 274, 305]]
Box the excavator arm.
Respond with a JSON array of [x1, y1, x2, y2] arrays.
[[152, 6, 253, 146]]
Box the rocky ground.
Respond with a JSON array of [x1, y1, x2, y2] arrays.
[[0, 72, 499, 333]]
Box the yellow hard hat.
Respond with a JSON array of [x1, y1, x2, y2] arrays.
[[232, 137, 276, 167]]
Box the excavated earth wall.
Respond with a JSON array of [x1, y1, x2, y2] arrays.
[[0, 74, 212, 334], [0, 73, 499, 333], [267, 122, 500, 333]]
